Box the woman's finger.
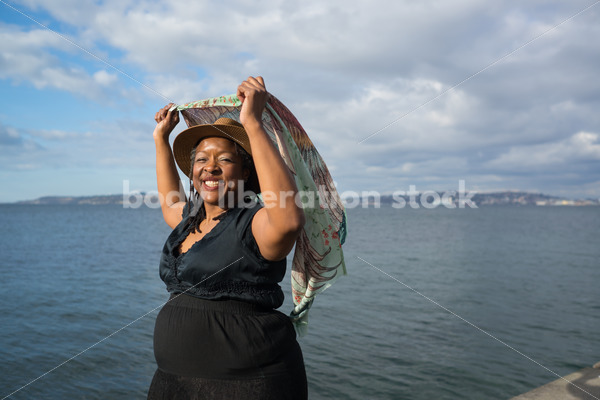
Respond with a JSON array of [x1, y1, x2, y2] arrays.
[[245, 76, 265, 90], [236, 84, 246, 102], [244, 78, 266, 93]]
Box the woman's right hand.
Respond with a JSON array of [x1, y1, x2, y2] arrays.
[[153, 103, 180, 141]]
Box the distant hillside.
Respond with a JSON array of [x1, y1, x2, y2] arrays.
[[17, 194, 127, 205], [471, 191, 598, 206], [11, 191, 600, 207], [373, 191, 599, 207]]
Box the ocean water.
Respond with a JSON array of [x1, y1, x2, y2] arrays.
[[0, 204, 598, 399]]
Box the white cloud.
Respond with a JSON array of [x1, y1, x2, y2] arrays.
[[0, 124, 22, 144], [0, 25, 65, 79], [293, 77, 480, 162], [1, 0, 599, 200], [0, 118, 157, 173], [12, 0, 100, 24], [0, 23, 127, 100], [93, 69, 118, 86], [486, 131, 600, 170]]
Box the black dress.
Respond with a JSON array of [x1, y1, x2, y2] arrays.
[[147, 202, 307, 400]]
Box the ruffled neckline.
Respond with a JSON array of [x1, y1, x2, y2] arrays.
[[171, 207, 236, 258]]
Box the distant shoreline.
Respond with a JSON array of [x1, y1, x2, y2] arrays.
[[4, 191, 599, 207], [10, 194, 128, 206]]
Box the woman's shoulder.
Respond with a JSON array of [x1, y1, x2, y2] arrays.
[[231, 199, 263, 225]]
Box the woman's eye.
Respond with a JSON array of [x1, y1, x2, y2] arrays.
[[219, 158, 232, 162], [195, 158, 207, 163]]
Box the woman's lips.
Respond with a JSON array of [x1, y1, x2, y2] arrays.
[[202, 180, 222, 191]]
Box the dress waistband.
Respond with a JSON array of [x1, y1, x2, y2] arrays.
[[164, 292, 274, 315]]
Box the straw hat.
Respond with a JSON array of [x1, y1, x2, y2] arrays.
[[173, 117, 253, 178]]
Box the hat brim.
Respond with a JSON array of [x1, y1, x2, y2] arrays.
[[173, 123, 252, 178]]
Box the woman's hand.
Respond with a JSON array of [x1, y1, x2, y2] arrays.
[[153, 103, 180, 141], [237, 76, 268, 130]]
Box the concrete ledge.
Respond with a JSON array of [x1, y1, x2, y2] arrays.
[[510, 363, 600, 400]]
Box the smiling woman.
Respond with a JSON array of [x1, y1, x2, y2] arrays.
[[175, 117, 261, 207], [179, 135, 250, 254], [174, 118, 260, 249], [148, 76, 308, 400]]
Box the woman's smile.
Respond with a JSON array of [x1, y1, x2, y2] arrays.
[[192, 137, 248, 206], [202, 180, 222, 190]]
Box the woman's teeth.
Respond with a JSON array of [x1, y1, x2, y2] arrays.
[[204, 181, 220, 188]]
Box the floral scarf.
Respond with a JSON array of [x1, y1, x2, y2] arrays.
[[173, 94, 346, 335]]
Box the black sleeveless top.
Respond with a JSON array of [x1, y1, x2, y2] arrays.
[[158, 201, 286, 309]]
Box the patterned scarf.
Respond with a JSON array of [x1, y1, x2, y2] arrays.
[[173, 94, 347, 336]]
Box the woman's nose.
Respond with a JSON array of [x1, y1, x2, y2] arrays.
[[204, 159, 220, 173]]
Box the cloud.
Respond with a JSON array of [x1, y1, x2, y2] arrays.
[[0, 124, 24, 146], [6, 1, 600, 105], [13, 0, 100, 25], [1, 0, 599, 199], [486, 131, 600, 171], [0, 118, 158, 172], [92, 69, 118, 86], [0, 23, 127, 101], [0, 122, 45, 170]]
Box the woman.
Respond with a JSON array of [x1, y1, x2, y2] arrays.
[[148, 76, 308, 399]]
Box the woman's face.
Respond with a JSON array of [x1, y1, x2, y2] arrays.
[[192, 137, 249, 207]]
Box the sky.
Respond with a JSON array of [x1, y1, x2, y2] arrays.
[[0, 0, 599, 203]]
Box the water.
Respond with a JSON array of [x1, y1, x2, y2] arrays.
[[0, 204, 598, 399]]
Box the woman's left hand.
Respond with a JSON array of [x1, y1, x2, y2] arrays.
[[237, 76, 268, 129]]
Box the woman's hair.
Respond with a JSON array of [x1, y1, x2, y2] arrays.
[[186, 139, 257, 234]]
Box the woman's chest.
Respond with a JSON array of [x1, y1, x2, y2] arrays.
[[178, 230, 208, 254], [177, 218, 223, 255]]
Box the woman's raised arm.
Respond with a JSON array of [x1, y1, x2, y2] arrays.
[[154, 103, 186, 228], [238, 77, 306, 261]]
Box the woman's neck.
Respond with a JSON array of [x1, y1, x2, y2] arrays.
[[204, 202, 229, 220]]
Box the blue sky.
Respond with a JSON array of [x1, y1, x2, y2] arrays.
[[1, 0, 599, 203]]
